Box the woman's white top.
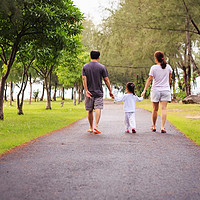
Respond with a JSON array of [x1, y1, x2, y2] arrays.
[[149, 64, 173, 91]]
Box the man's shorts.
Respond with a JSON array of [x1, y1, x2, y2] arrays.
[[151, 90, 171, 102], [85, 96, 103, 111]]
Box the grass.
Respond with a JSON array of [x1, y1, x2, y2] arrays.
[[136, 99, 200, 145], [0, 99, 87, 154]]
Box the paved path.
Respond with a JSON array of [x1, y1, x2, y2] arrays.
[[0, 101, 200, 200]]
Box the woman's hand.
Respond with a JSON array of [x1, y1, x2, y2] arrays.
[[141, 91, 145, 97]]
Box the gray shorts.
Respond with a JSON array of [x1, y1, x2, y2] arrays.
[[151, 90, 171, 102], [85, 96, 103, 111]]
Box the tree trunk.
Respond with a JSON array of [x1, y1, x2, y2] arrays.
[[185, 16, 191, 96], [4, 82, 7, 101], [80, 84, 83, 102], [48, 67, 53, 101], [53, 81, 57, 101], [44, 76, 51, 110], [10, 81, 14, 105], [40, 81, 45, 101], [78, 85, 81, 105], [0, 77, 6, 120], [29, 74, 32, 104], [29, 73, 32, 104], [73, 84, 76, 106], [172, 69, 176, 100], [17, 71, 28, 115], [62, 87, 65, 100], [0, 39, 20, 120], [71, 88, 74, 100]]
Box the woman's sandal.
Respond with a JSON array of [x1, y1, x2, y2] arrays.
[[151, 126, 156, 132], [87, 129, 93, 133], [161, 129, 167, 133]]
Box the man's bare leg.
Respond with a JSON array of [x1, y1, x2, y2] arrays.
[[94, 109, 101, 130], [88, 110, 93, 131]]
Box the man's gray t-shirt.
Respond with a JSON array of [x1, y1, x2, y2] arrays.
[[82, 61, 108, 97]]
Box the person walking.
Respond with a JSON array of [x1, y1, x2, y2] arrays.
[[114, 82, 143, 133], [141, 51, 172, 133], [82, 50, 114, 134]]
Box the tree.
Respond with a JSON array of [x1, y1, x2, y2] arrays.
[[96, 0, 200, 97], [0, 0, 83, 119], [57, 47, 90, 105], [15, 43, 35, 115]]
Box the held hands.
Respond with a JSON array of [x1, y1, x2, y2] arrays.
[[141, 91, 145, 97], [109, 92, 114, 99]]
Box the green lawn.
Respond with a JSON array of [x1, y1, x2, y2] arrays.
[[0, 99, 87, 155], [136, 99, 200, 145]]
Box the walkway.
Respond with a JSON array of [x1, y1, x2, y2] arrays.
[[0, 101, 200, 200]]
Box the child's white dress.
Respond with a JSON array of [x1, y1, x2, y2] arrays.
[[115, 94, 143, 130]]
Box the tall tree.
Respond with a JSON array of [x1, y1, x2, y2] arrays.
[[0, 0, 83, 119], [96, 0, 200, 96]]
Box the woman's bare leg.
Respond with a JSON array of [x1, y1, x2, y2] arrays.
[[160, 101, 168, 130], [152, 102, 159, 129]]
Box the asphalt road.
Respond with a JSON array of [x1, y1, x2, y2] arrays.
[[0, 101, 200, 200]]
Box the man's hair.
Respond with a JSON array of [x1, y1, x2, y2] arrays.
[[90, 50, 100, 59]]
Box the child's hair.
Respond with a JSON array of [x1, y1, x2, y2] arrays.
[[126, 82, 135, 95], [154, 51, 167, 69]]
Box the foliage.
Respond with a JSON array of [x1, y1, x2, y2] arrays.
[[87, 0, 200, 97], [56, 40, 90, 88], [176, 90, 187, 100], [0, 99, 87, 154], [0, 0, 84, 119]]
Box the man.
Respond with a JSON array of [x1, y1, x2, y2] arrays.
[[82, 50, 114, 134]]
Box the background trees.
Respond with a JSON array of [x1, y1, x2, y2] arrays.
[[90, 0, 200, 97], [0, 0, 83, 119]]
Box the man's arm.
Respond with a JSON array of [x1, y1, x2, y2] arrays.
[[82, 75, 92, 98], [104, 77, 114, 99]]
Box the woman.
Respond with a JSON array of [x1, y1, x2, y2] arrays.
[[141, 51, 172, 133]]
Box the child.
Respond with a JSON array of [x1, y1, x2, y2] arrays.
[[114, 82, 143, 133]]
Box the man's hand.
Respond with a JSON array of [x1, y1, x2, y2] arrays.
[[109, 92, 114, 99], [86, 90, 92, 99]]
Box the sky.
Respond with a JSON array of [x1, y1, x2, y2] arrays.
[[73, 0, 120, 24]]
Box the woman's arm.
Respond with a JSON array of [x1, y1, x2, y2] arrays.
[[141, 75, 153, 97]]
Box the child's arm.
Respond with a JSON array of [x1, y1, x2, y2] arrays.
[[114, 95, 126, 102], [135, 96, 143, 102]]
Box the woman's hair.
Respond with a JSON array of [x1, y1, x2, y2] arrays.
[[126, 82, 135, 95], [154, 51, 167, 69]]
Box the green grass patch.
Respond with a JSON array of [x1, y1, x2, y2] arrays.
[[136, 99, 200, 145], [0, 99, 87, 154]]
